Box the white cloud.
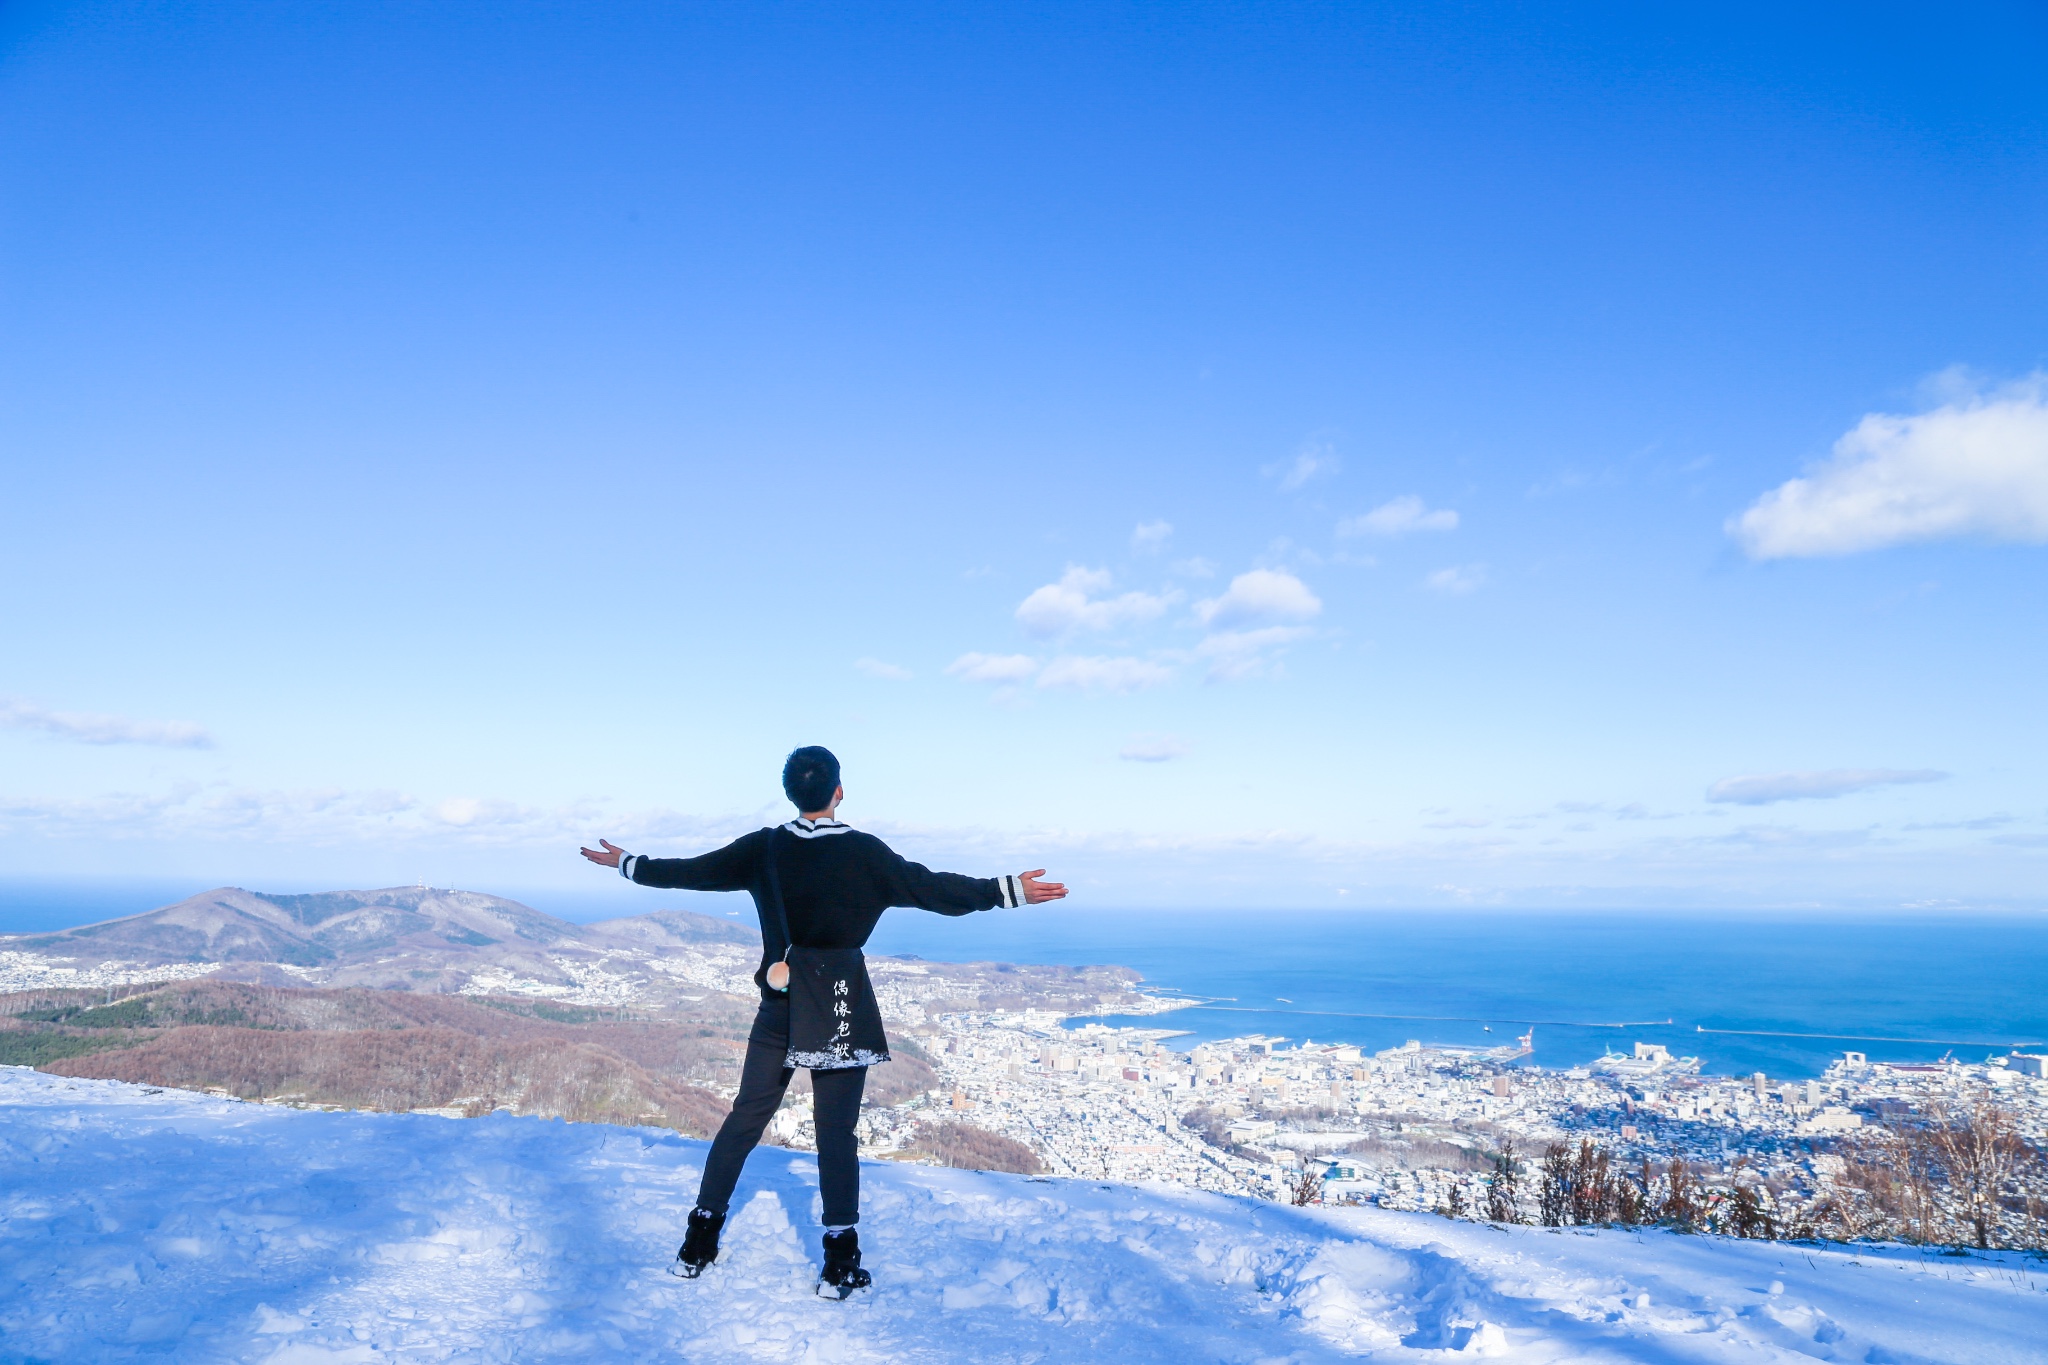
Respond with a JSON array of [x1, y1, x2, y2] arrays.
[[0, 784, 422, 843], [1194, 569, 1322, 630], [1035, 655, 1174, 693], [0, 697, 213, 748], [1130, 520, 1172, 554], [435, 797, 499, 827], [1338, 496, 1459, 537], [1194, 626, 1311, 681], [1119, 733, 1190, 762], [1731, 373, 2048, 558], [945, 652, 1040, 684], [1903, 814, 2013, 831], [1706, 769, 1948, 805], [0, 782, 756, 854], [1266, 439, 1340, 492], [1263, 534, 1321, 567], [853, 657, 913, 681], [1014, 567, 1174, 638], [1424, 564, 1487, 595]]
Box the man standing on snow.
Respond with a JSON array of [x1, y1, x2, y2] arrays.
[[579, 745, 1067, 1298]]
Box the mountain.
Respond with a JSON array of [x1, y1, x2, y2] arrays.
[[2, 885, 753, 999], [3, 1067, 2039, 1363], [0, 886, 1150, 1018], [11, 884, 595, 959]]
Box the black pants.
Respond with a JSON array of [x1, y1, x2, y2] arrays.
[[696, 1029, 869, 1227]]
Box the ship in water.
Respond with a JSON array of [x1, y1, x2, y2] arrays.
[[1384, 1029, 1535, 1064], [1589, 1040, 1701, 1078]]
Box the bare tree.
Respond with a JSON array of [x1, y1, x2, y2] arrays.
[[909, 1120, 1043, 1175], [1569, 1138, 1616, 1225], [1864, 1124, 1939, 1244], [1660, 1159, 1701, 1231], [1725, 1161, 1775, 1239], [1290, 1163, 1326, 1207], [1926, 1099, 2025, 1249]]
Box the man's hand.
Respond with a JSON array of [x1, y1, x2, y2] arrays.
[[1019, 870, 1067, 904], [579, 839, 627, 869]]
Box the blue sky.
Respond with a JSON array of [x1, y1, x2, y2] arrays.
[[2, 1, 2045, 911]]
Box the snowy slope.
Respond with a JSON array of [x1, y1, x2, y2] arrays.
[[0, 1068, 2040, 1364]]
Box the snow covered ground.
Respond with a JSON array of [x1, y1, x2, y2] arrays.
[[1, 1068, 2041, 1364]]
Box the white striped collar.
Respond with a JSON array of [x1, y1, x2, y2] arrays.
[[784, 817, 855, 839]]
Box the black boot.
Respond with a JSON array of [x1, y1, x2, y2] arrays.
[[817, 1228, 872, 1299], [673, 1208, 724, 1279]]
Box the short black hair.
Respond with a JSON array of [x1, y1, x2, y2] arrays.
[[782, 746, 841, 812]]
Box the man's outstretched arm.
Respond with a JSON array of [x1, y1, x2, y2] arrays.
[[578, 835, 758, 891], [877, 842, 1068, 916]]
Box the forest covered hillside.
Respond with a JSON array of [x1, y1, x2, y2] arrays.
[[0, 978, 942, 1136]]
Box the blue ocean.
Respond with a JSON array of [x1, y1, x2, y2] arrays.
[[6, 883, 2043, 1081], [865, 906, 2048, 1081]]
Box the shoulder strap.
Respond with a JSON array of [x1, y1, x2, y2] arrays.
[[760, 825, 792, 953]]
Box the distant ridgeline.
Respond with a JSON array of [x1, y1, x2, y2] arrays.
[[0, 886, 1145, 1154], [1, 885, 759, 988]]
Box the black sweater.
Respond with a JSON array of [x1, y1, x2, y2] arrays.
[[624, 820, 1022, 999]]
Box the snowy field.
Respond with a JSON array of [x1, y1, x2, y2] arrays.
[[1, 1068, 2041, 1364]]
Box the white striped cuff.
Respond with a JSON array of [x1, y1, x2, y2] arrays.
[[619, 854, 638, 881], [998, 874, 1025, 909]]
